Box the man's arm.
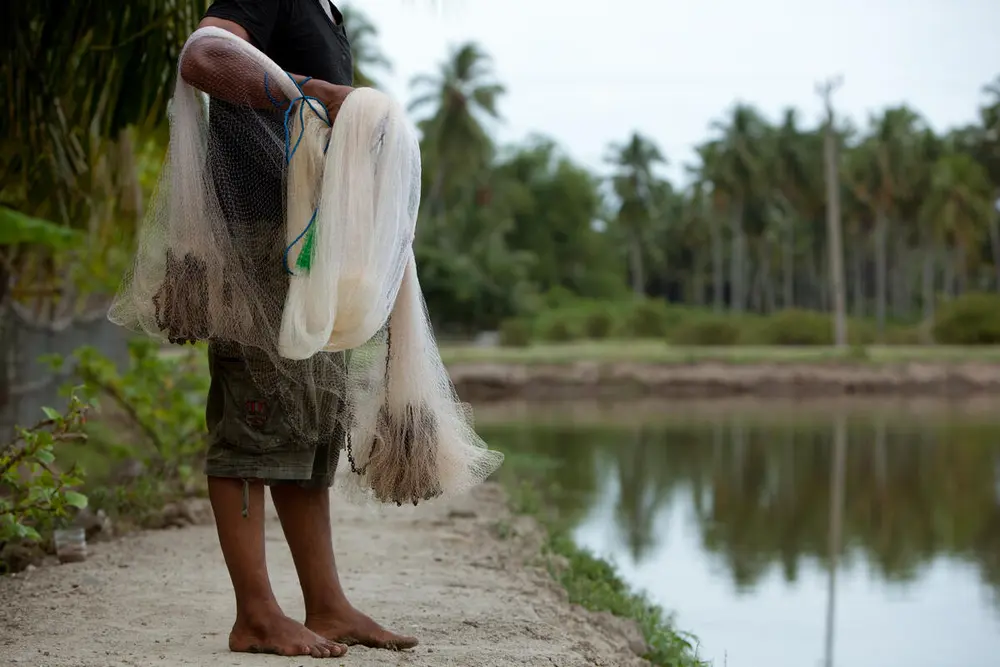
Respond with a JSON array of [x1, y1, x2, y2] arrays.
[[179, 17, 352, 121], [179, 17, 304, 109]]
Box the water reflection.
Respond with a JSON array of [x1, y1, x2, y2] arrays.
[[478, 400, 1000, 667]]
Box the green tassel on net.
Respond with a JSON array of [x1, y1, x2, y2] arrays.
[[295, 219, 316, 274]]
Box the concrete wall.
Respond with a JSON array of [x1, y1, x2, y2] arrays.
[[0, 306, 130, 440]]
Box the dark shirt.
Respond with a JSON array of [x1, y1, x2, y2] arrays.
[[203, 0, 353, 86], [200, 0, 354, 228]]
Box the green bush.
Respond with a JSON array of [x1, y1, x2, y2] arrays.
[[625, 299, 671, 338], [54, 339, 209, 467], [0, 392, 90, 548], [884, 324, 923, 345], [42, 339, 211, 519], [537, 315, 581, 342], [499, 319, 532, 347], [932, 293, 1000, 344], [670, 316, 742, 346], [583, 308, 616, 339], [752, 309, 833, 346], [540, 286, 578, 310]]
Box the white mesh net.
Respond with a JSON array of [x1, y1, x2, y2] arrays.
[[108, 27, 503, 505]]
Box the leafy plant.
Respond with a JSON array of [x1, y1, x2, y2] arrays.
[[0, 392, 91, 544], [933, 292, 1000, 344], [46, 339, 209, 485], [671, 315, 742, 346], [499, 318, 532, 347], [0, 207, 83, 248], [583, 308, 616, 339], [624, 299, 671, 338]]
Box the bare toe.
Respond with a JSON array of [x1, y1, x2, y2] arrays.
[[307, 608, 418, 651], [230, 611, 347, 658]]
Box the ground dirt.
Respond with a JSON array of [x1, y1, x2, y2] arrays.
[[0, 483, 649, 667]]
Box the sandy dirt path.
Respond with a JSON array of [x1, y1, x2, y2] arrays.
[[0, 483, 648, 667]]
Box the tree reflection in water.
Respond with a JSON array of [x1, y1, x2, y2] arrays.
[[481, 404, 1000, 609]]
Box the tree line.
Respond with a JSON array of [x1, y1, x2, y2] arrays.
[[3, 3, 999, 342], [348, 4, 998, 337]]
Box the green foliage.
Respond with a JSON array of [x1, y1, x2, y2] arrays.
[[501, 451, 705, 666], [751, 309, 835, 346], [671, 315, 742, 346], [499, 319, 533, 347], [932, 293, 1000, 344], [501, 298, 935, 351], [583, 308, 616, 339], [2, 2, 201, 227], [46, 339, 209, 495], [623, 299, 672, 338], [537, 314, 582, 343], [547, 533, 704, 666], [5, 4, 1000, 341], [0, 392, 91, 545], [0, 207, 83, 248], [540, 286, 581, 311]]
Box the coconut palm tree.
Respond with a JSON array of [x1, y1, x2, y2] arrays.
[[408, 42, 505, 217], [767, 108, 828, 311], [690, 141, 729, 310], [919, 152, 994, 322], [1, 1, 203, 226], [975, 77, 1000, 288], [709, 104, 769, 313], [1, 1, 204, 318], [870, 107, 925, 333], [605, 132, 667, 295]]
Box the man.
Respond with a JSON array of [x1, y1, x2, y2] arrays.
[[179, 0, 417, 658]]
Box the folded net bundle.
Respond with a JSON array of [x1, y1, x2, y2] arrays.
[[108, 26, 503, 505]]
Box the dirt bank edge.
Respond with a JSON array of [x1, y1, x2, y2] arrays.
[[449, 361, 1000, 401]]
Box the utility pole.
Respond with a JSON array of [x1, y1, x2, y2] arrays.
[[824, 413, 847, 667], [818, 77, 848, 348]]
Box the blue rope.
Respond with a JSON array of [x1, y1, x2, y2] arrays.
[[273, 72, 332, 276], [263, 72, 287, 111]]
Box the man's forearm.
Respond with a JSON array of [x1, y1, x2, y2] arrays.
[[179, 40, 309, 110]]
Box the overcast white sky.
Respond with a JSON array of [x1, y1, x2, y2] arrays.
[[353, 0, 1000, 183]]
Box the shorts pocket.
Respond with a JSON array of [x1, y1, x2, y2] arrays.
[[213, 357, 290, 453]]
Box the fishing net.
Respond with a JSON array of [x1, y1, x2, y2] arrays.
[[108, 26, 503, 505]]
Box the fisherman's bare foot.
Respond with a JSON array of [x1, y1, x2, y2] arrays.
[[306, 606, 418, 650], [230, 611, 348, 658]]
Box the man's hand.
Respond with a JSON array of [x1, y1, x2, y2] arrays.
[[301, 79, 354, 126]]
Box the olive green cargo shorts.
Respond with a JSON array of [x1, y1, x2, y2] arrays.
[[204, 342, 344, 489]]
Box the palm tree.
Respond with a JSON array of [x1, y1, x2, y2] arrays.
[[975, 77, 1000, 288], [1, 1, 204, 319], [919, 152, 994, 323], [605, 133, 667, 295], [340, 5, 392, 89], [767, 108, 828, 312], [408, 42, 505, 217], [1, 1, 203, 223], [691, 141, 729, 311], [871, 107, 925, 333], [709, 104, 768, 313]]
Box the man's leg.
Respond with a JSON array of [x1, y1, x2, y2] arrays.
[[270, 482, 419, 650], [204, 345, 346, 658], [208, 477, 346, 657]]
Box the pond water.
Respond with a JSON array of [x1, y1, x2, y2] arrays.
[[476, 399, 1000, 667]]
